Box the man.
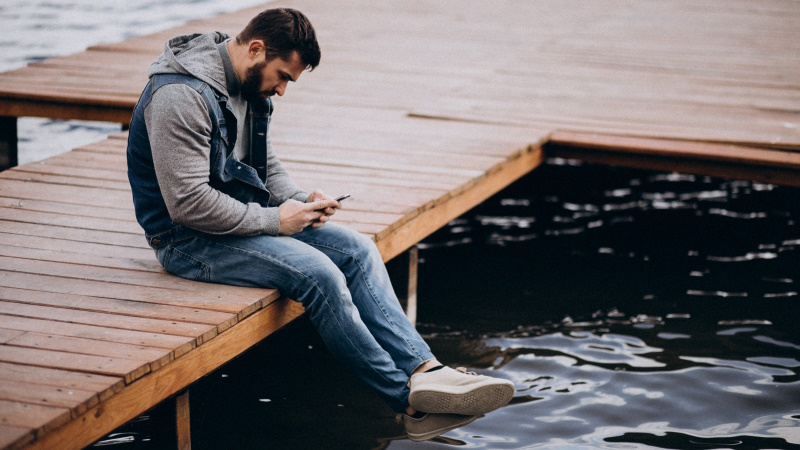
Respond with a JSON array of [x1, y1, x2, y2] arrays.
[[126, 8, 514, 442]]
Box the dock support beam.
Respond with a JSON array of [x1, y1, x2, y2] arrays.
[[0, 116, 17, 171], [387, 245, 418, 326], [147, 390, 191, 450], [176, 391, 191, 450]]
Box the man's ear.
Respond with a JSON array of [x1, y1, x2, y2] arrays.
[[247, 39, 266, 60]]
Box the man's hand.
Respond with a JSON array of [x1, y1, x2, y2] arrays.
[[278, 191, 340, 235], [278, 198, 336, 235], [307, 189, 343, 225]]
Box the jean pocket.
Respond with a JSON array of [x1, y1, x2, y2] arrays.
[[160, 245, 210, 282]]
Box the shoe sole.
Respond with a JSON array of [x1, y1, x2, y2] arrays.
[[409, 382, 514, 416], [406, 415, 479, 442]]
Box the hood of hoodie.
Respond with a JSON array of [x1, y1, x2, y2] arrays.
[[148, 31, 231, 97]]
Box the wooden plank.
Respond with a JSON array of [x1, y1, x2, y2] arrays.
[[7, 332, 171, 370], [0, 233, 152, 261], [0, 287, 235, 327], [546, 132, 800, 187], [547, 131, 800, 169], [0, 424, 31, 450], [0, 208, 140, 234], [0, 301, 212, 338], [0, 400, 68, 435], [0, 271, 272, 314], [0, 361, 122, 394], [0, 97, 132, 124], [0, 329, 24, 344], [0, 379, 98, 412], [0, 196, 135, 222], [0, 180, 132, 211], [22, 298, 304, 450], [0, 245, 162, 273], [0, 345, 149, 385], [0, 256, 271, 304], [0, 313, 191, 350], [0, 170, 131, 191], [0, 220, 143, 248]]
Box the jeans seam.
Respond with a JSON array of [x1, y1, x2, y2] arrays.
[[303, 239, 428, 367]]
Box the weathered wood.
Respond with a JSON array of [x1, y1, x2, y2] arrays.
[[0, 270, 272, 314], [0, 302, 206, 337], [0, 379, 98, 414], [376, 143, 546, 261], [0, 400, 69, 434], [19, 299, 303, 450], [0, 287, 234, 326], [0, 361, 122, 393], [546, 132, 800, 188], [0, 329, 24, 344], [0, 314, 191, 351], [0, 424, 31, 450]]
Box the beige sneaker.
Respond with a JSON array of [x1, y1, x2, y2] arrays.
[[400, 412, 479, 442], [408, 366, 515, 415]]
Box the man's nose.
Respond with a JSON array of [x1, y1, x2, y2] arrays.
[[275, 81, 287, 97]]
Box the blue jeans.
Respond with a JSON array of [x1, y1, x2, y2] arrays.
[[154, 223, 434, 411]]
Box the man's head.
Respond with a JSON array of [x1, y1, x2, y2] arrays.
[[235, 8, 320, 102]]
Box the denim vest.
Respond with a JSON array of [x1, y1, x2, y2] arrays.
[[126, 73, 272, 247]]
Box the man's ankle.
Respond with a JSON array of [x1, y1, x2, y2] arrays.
[[413, 360, 443, 376]]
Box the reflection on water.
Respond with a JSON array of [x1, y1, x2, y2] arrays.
[[92, 160, 800, 449]]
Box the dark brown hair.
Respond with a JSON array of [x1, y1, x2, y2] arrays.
[[236, 8, 321, 70]]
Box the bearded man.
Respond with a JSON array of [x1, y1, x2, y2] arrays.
[[126, 8, 514, 442]]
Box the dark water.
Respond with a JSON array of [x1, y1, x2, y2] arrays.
[[92, 160, 800, 449]]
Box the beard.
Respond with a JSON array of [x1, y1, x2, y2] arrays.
[[240, 60, 273, 102]]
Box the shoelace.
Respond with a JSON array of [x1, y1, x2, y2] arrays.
[[456, 367, 477, 376]]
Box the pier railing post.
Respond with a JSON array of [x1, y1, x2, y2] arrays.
[[0, 116, 18, 171], [386, 245, 418, 326]]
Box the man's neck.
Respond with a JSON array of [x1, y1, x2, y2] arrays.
[[226, 39, 248, 86]]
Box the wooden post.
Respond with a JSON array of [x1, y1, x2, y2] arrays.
[[0, 116, 18, 171], [386, 245, 418, 326], [176, 391, 191, 450], [146, 390, 190, 450]]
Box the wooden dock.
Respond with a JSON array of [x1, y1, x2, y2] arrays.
[[1, 0, 800, 449]]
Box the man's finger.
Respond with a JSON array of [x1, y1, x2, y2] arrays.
[[312, 199, 337, 211]]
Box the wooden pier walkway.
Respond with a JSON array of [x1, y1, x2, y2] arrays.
[[1, 0, 800, 449]]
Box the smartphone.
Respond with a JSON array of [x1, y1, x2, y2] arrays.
[[316, 194, 349, 212]]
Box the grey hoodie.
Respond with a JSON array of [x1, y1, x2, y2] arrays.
[[144, 32, 308, 236]]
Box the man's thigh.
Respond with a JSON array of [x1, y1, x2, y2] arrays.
[[157, 231, 340, 295], [290, 222, 379, 268]]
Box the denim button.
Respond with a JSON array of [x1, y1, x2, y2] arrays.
[[152, 238, 161, 245]]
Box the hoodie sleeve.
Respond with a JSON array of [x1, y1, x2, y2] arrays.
[[145, 83, 282, 236]]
